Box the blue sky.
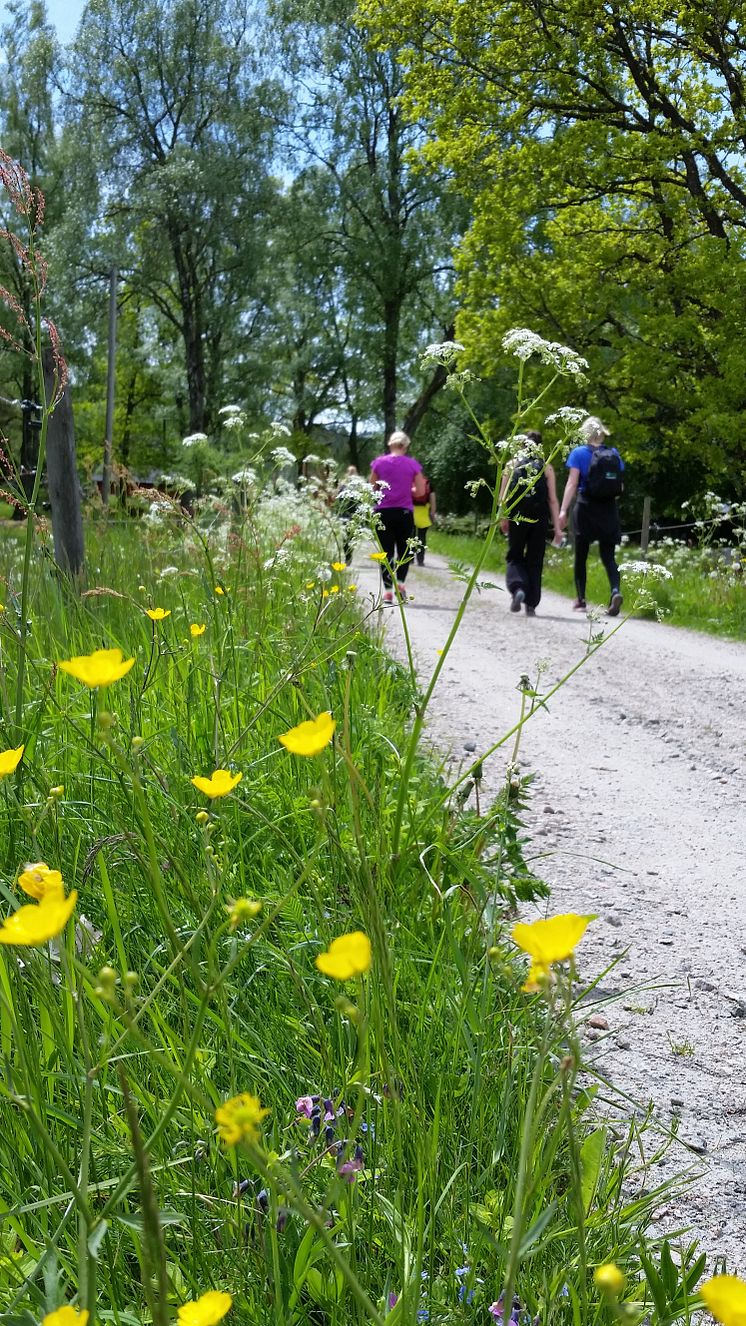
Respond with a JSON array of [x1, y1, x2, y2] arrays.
[[0, 0, 86, 44]]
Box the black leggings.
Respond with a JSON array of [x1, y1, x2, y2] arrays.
[[415, 525, 428, 565], [376, 507, 416, 587], [573, 499, 620, 601], [506, 518, 548, 608]]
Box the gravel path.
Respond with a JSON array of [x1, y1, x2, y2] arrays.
[[356, 549, 746, 1271]]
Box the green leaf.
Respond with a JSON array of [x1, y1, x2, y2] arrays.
[[87, 1219, 109, 1258], [580, 1126, 606, 1212]]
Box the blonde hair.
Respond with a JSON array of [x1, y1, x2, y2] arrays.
[[580, 416, 610, 445], [387, 430, 411, 451]]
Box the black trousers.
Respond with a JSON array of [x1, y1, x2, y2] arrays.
[[506, 518, 548, 608], [573, 499, 621, 600], [376, 507, 415, 587], [415, 525, 428, 565]]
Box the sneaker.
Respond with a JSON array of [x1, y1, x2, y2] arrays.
[[510, 588, 525, 613], [572, 598, 587, 611], [396, 583, 408, 602], [525, 606, 536, 617], [608, 590, 623, 617], [383, 590, 393, 605]]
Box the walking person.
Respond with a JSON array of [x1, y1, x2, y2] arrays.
[[370, 430, 426, 603], [499, 431, 562, 616], [558, 415, 625, 615], [413, 474, 436, 565]]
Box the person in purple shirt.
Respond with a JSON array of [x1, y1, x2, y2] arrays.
[[370, 430, 426, 603]]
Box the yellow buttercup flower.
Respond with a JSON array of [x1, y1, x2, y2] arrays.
[[18, 862, 64, 901], [215, 1092, 269, 1146], [701, 1276, 746, 1326], [347, 584, 357, 592], [228, 897, 262, 930], [43, 1308, 90, 1326], [330, 561, 346, 572], [146, 607, 171, 621], [322, 589, 329, 598], [279, 711, 335, 757], [191, 770, 243, 799], [0, 890, 77, 946], [594, 1264, 625, 1297], [215, 586, 226, 596], [315, 930, 371, 980], [177, 1291, 233, 1326], [58, 648, 135, 689], [305, 581, 316, 589], [330, 585, 340, 594], [369, 551, 386, 562], [0, 745, 24, 777], [512, 913, 593, 990], [190, 623, 207, 638]]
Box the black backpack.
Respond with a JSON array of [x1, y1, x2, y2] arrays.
[[585, 446, 623, 500], [507, 456, 548, 519]]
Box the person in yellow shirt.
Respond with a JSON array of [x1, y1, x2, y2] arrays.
[[413, 475, 436, 566]]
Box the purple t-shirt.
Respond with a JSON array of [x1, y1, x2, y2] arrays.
[[371, 453, 422, 510]]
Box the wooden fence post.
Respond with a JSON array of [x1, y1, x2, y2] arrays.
[[43, 349, 85, 577], [641, 495, 652, 554]]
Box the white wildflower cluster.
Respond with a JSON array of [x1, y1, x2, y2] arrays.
[[182, 432, 209, 449], [620, 560, 673, 580], [270, 446, 296, 467], [219, 408, 246, 434], [502, 328, 589, 377], [421, 340, 466, 367], [314, 563, 333, 583], [158, 565, 180, 579], [263, 547, 291, 571], [446, 368, 476, 389], [231, 466, 258, 486], [270, 421, 292, 438], [303, 452, 322, 466], [158, 472, 191, 491], [465, 478, 488, 497], [544, 406, 589, 428]]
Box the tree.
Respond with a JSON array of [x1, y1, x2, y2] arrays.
[[273, 0, 463, 443], [360, 0, 746, 506], [0, 0, 60, 468], [65, 0, 281, 435]]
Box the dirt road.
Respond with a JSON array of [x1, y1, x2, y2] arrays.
[[357, 550, 746, 1271]]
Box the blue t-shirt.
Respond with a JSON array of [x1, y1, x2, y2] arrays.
[[567, 443, 624, 494]]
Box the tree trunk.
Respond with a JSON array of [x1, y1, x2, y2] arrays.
[[382, 298, 400, 437], [348, 415, 360, 470], [403, 323, 456, 438], [168, 222, 207, 433], [43, 348, 85, 577]]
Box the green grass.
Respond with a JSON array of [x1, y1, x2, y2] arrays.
[[430, 530, 746, 640], [0, 501, 711, 1326]]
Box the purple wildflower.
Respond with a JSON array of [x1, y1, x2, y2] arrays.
[[388, 1292, 398, 1310], [295, 1096, 314, 1117]]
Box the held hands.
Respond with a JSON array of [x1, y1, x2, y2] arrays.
[[558, 511, 568, 531]]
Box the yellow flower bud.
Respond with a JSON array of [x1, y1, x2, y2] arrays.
[[49, 784, 64, 798], [195, 810, 210, 825], [131, 736, 144, 750], [594, 1264, 625, 1297]]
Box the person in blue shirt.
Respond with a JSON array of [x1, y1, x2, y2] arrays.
[[558, 416, 624, 616]]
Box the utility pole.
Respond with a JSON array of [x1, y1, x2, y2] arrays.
[[102, 266, 118, 508]]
